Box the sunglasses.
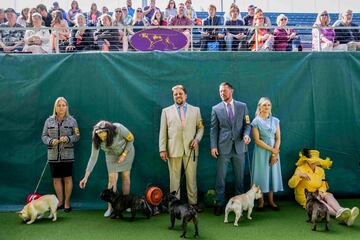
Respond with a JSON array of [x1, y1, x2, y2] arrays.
[[115, 10, 122, 13], [137, 9, 142, 12], [280, 18, 287, 21], [257, 17, 264, 20], [320, 13, 328, 17]]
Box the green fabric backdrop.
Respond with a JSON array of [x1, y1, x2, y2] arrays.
[[0, 52, 359, 208]]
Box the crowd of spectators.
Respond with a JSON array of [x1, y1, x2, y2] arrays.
[[0, 0, 359, 53]]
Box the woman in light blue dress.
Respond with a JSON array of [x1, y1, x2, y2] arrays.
[[251, 97, 283, 210]]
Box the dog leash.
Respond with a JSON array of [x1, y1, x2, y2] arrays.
[[245, 145, 253, 186], [33, 159, 49, 194], [175, 147, 195, 197]]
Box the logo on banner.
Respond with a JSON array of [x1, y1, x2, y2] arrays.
[[130, 28, 188, 51]]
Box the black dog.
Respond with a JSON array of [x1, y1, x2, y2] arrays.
[[305, 189, 330, 231], [168, 191, 199, 238], [100, 188, 152, 221]]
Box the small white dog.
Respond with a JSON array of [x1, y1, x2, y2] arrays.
[[17, 194, 59, 224], [224, 185, 262, 226]]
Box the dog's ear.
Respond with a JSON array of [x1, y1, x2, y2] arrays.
[[170, 191, 176, 196]]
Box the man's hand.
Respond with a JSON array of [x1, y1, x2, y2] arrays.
[[190, 139, 199, 150], [243, 135, 251, 144], [211, 148, 218, 158], [160, 151, 169, 162]]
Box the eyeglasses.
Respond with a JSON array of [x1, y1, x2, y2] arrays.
[[320, 13, 328, 17]]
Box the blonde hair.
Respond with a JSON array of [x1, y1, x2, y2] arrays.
[[52, 97, 69, 117], [315, 10, 331, 26], [255, 97, 272, 116]]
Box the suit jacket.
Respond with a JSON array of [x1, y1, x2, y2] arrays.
[[210, 100, 251, 155], [159, 103, 204, 158]]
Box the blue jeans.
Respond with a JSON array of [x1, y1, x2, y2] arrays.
[[215, 146, 245, 206]]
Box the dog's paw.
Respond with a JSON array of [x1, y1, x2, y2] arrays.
[[168, 226, 174, 230], [224, 220, 228, 223], [194, 233, 199, 238], [234, 223, 238, 227], [180, 233, 186, 238], [248, 217, 252, 220], [26, 221, 34, 224]]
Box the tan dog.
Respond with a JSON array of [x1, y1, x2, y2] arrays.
[[17, 194, 59, 224], [224, 185, 262, 226]]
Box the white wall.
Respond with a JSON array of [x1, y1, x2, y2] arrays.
[[2, 0, 360, 13]]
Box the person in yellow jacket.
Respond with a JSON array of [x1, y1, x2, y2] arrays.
[[288, 149, 359, 226]]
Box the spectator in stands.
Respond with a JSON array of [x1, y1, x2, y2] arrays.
[[16, 8, 29, 27], [67, 0, 82, 27], [26, 8, 38, 27], [37, 4, 53, 27], [79, 120, 135, 218], [164, 0, 177, 23], [312, 10, 345, 51], [0, 8, 7, 24], [66, 13, 94, 52], [0, 8, 24, 53], [151, 9, 167, 26], [247, 12, 274, 51], [333, 10, 360, 51], [169, 3, 191, 51], [288, 149, 359, 226], [127, 0, 135, 17], [254, 8, 271, 27], [87, 3, 101, 27], [129, 8, 149, 35], [23, 13, 51, 53], [144, 0, 161, 23], [224, 5, 245, 51], [243, 4, 255, 26], [102, 6, 109, 15], [274, 14, 302, 51], [50, 2, 67, 20], [95, 14, 126, 52], [122, 7, 133, 25], [112, 8, 129, 51], [184, 0, 197, 25], [200, 4, 225, 51], [51, 10, 70, 52], [223, 3, 242, 23]]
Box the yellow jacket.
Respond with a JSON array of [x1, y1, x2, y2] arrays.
[[288, 163, 328, 208]]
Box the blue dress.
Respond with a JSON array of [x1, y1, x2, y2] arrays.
[[251, 116, 283, 193]]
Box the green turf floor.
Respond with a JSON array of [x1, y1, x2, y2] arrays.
[[1, 200, 360, 240]]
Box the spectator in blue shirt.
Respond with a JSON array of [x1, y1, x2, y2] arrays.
[[224, 6, 245, 51], [127, 0, 135, 17], [200, 4, 225, 51]]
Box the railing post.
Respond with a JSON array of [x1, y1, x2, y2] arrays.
[[317, 26, 321, 52], [255, 26, 258, 51], [55, 29, 60, 54], [190, 26, 193, 52]]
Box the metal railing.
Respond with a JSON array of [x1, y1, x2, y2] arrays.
[[0, 25, 359, 54]]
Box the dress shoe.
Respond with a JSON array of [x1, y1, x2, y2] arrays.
[[57, 204, 64, 210], [214, 206, 223, 216], [64, 207, 72, 213], [192, 204, 203, 213]]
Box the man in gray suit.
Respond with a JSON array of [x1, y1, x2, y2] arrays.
[[159, 85, 204, 212], [210, 82, 251, 215]]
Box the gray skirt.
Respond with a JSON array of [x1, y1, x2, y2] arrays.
[[105, 148, 135, 173]]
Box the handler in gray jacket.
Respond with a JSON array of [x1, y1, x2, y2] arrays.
[[210, 82, 251, 216], [41, 97, 80, 212]]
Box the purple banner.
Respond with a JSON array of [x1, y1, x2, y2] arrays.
[[130, 28, 188, 51]]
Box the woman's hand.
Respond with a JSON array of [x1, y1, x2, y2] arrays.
[[298, 172, 310, 180], [51, 139, 60, 145], [60, 136, 69, 143], [271, 148, 279, 154], [79, 177, 87, 189], [269, 156, 278, 165], [118, 154, 126, 164]]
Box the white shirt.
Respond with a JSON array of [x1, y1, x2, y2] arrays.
[[223, 99, 235, 115]]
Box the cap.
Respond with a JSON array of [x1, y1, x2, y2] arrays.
[[5, 8, 16, 14]]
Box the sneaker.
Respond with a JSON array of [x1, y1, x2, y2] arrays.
[[104, 208, 113, 218], [346, 207, 359, 226], [336, 208, 351, 223], [192, 204, 203, 213]]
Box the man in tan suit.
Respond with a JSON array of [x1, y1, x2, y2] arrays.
[[159, 85, 204, 212]]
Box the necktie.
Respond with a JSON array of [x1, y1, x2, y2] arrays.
[[227, 103, 234, 124], [180, 106, 185, 127]]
